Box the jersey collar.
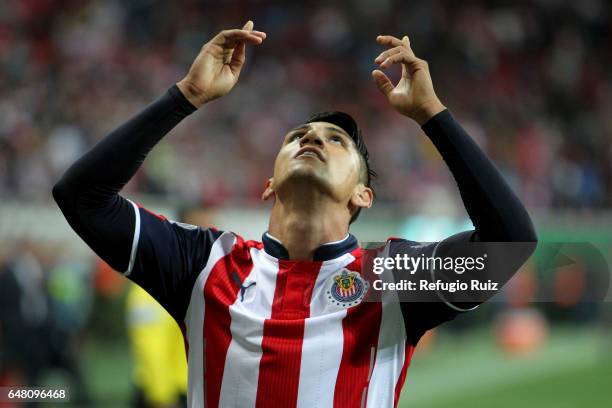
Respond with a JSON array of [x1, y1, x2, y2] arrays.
[[262, 232, 358, 261]]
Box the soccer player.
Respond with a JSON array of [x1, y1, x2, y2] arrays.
[[53, 21, 536, 407]]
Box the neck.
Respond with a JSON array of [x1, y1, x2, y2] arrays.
[[267, 188, 350, 260]]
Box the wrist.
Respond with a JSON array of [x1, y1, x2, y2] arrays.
[[176, 79, 208, 108], [411, 99, 446, 126]]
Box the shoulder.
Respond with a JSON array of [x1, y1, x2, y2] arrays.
[[384, 237, 437, 256], [354, 237, 435, 255], [185, 229, 263, 259]]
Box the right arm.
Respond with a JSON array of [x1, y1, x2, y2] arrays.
[[52, 86, 197, 275], [52, 21, 266, 320]]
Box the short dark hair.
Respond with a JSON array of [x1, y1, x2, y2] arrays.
[[304, 111, 376, 223]]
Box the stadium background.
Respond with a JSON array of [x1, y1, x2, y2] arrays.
[[1, 0, 611, 406]]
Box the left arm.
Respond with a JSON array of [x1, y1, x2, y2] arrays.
[[373, 34, 537, 342], [420, 108, 536, 243], [373, 34, 536, 246]]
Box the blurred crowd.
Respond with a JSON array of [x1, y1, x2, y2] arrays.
[[0, 0, 611, 211], [0, 242, 92, 404]]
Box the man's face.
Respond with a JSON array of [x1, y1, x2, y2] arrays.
[[269, 121, 364, 201]]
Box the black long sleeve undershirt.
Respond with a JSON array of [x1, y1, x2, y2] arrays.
[[421, 110, 536, 243], [53, 86, 196, 273], [53, 85, 536, 332], [398, 110, 537, 343]]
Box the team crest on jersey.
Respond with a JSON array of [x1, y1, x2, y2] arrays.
[[326, 269, 369, 307]]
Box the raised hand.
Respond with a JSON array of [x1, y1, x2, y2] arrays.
[[177, 21, 266, 107], [372, 35, 446, 125]]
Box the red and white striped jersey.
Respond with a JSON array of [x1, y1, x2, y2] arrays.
[[124, 204, 461, 408]]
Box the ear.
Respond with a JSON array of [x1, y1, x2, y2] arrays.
[[349, 184, 373, 212], [261, 178, 275, 201]]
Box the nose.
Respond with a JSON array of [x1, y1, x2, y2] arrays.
[[300, 130, 324, 147]]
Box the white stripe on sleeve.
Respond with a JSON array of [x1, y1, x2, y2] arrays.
[[124, 200, 141, 277]]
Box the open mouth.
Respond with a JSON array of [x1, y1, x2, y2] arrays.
[[295, 147, 325, 161]]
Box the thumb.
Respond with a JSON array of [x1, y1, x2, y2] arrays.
[[372, 69, 393, 96], [229, 41, 246, 75], [230, 20, 253, 74], [243, 20, 254, 31]]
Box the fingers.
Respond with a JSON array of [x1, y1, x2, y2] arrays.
[[226, 28, 266, 40], [376, 35, 404, 48], [227, 29, 266, 43], [371, 69, 393, 96], [375, 34, 425, 75], [379, 51, 417, 68], [374, 46, 403, 65], [377, 34, 413, 53], [212, 28, 266, 47]]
